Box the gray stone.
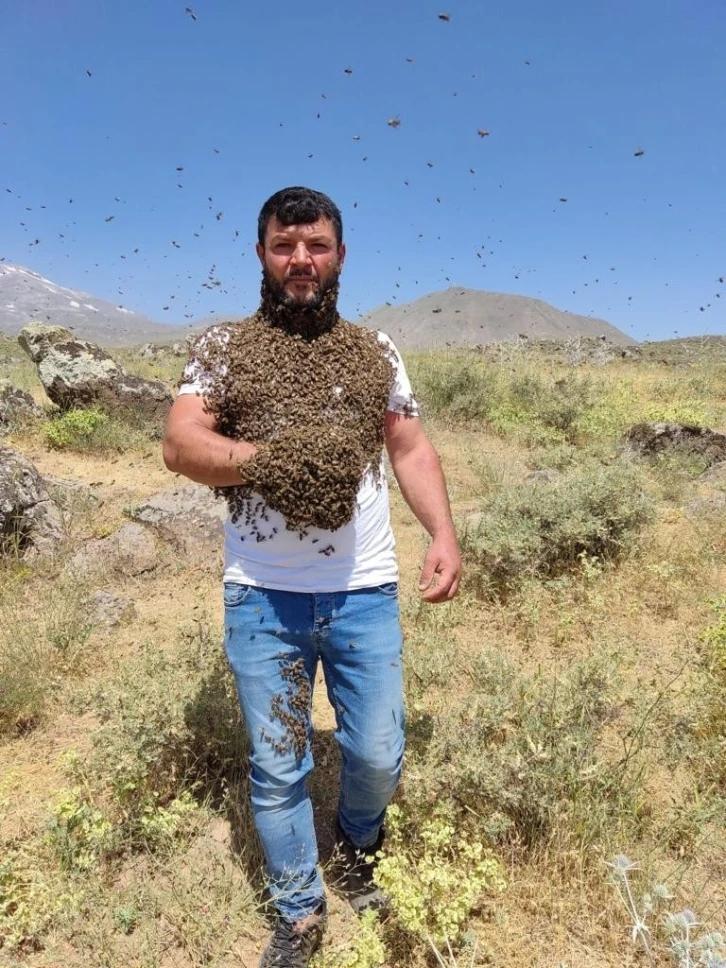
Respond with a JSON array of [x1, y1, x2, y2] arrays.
[[86, 590, 137, 629], [0, 381, 44, 429], [17, 323, 71, 363], [0, 445, 64, 557], [685, 491, 726, 520], [68, 522, 157, 577], [18, 323, 173, 420], [698, 461, 726, 489], [525, 469, 560, 485], [129, 482, 226, 557]]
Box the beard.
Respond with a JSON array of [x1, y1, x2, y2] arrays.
[[259, 267, 341, 337]]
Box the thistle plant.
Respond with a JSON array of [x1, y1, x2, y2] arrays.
[[606, 854, 726, 968]]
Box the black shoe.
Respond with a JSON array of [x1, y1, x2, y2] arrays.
[[330, 819, 389, 915], [258, 905, 326, 968]]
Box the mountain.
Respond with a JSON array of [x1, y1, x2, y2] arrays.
[[360, 287, 637, 349], [1, 266, 636, 350], [0, 263, 195, 346]]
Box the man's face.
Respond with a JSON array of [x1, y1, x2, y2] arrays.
[[256, 216, 345, 308]]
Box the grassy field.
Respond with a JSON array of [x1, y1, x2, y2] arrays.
[[2, 337, 726, 967]]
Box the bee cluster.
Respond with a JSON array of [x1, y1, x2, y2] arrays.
[[261, 655, 312, 760], [187, 294, 397, 537]]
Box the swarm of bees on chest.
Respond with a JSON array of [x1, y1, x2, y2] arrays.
[[186, 289, 400, 538]]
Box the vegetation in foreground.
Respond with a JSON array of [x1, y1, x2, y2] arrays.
[[2, 341, 726, 966]]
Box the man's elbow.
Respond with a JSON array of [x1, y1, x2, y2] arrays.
[[162, 434, 182, 473]]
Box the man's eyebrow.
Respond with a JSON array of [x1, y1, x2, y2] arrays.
[[269, 232, 333, 243]]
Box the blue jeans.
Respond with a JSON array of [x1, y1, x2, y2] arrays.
[[223, 582, 405, 922]]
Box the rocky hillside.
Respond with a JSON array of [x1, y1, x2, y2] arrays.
[[2, 265, 641, 351], [362, 287, 637, 350], [0, 264, 193, 346]]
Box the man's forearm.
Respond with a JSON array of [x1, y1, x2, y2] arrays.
[[163, 423, 258, 487], [390, 441, 457, 539]]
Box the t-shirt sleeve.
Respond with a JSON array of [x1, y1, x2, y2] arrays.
[[177, 326, 228, 396], [377, 331, 420, 416]]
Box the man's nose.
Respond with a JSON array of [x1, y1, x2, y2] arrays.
[[290, 242, 312, 265]]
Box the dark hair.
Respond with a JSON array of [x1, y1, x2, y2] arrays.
[[257, 186, 343, 247]]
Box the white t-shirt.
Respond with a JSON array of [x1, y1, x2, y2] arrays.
[[178, 328, 418, 592]]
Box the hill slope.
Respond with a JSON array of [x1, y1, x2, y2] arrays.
[[361, 287, 637, 349], [0, 264, 193, 345]]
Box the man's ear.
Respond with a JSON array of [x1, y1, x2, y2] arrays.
[[255, 242, 265, 266], [338, 242, 346, 269]]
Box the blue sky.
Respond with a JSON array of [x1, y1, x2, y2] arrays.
[[2, 0, 725, 341]]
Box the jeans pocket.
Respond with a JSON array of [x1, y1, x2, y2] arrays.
[[376, 582, 399, 598], [223, 582, 253, 608]]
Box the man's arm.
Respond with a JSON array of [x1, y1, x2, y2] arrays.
[[162, 394, 258, 487], [385, 411, 462, 603]]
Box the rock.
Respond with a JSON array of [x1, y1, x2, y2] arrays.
[[685, 460, 726, 520], [17, 323, 173, 420], [17, 324, 71, 363], [42, 474, 95, 498], [0, 445, 64, 557], [0, 381, 44, 429], [685, 491, 726, 520], [525, 469, 560, 485], [137, 342, 185, 359], [698, 460, 726, 489], [86, 590, 137, 629], [68, 522, 157, 577], [623, 422, 726, 467], [129, 482, 226, 557]]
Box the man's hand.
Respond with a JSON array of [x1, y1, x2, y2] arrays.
[[417, 533, 462, 603]]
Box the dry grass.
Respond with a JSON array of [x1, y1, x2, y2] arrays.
[[2, 344, 726, 966]]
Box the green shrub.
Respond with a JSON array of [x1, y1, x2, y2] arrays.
[[313, 909, 386, 967], [501, 370, 597, 436], [375, 804, 505, 947], [80, 619, 245, 839], [44, 408, 109, 450], [404, 651, 647, 851], [0, 577, 95, 735], [47, 788, 115, 873], [688, 598, 726, 790], [459, 463, 654, 597], [407, 352, 602, 445], [406, 353, 495, 422], [42, 406, 155, 453]]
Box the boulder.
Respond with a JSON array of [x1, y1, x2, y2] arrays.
[[137, 342, 186, 360], [0, 381, 44, 430], [0, 445, 64, 557], [18, 323, 173, 419], [129, 482, 226, 557], [85, 590, 137, 629], [698, 460, 726, 489], [623, 422, 726, 467], [68, 522, 157, 578], [685, 491, 726, 520]]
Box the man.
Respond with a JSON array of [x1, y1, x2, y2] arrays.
[[163, 186, 461, 967]]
